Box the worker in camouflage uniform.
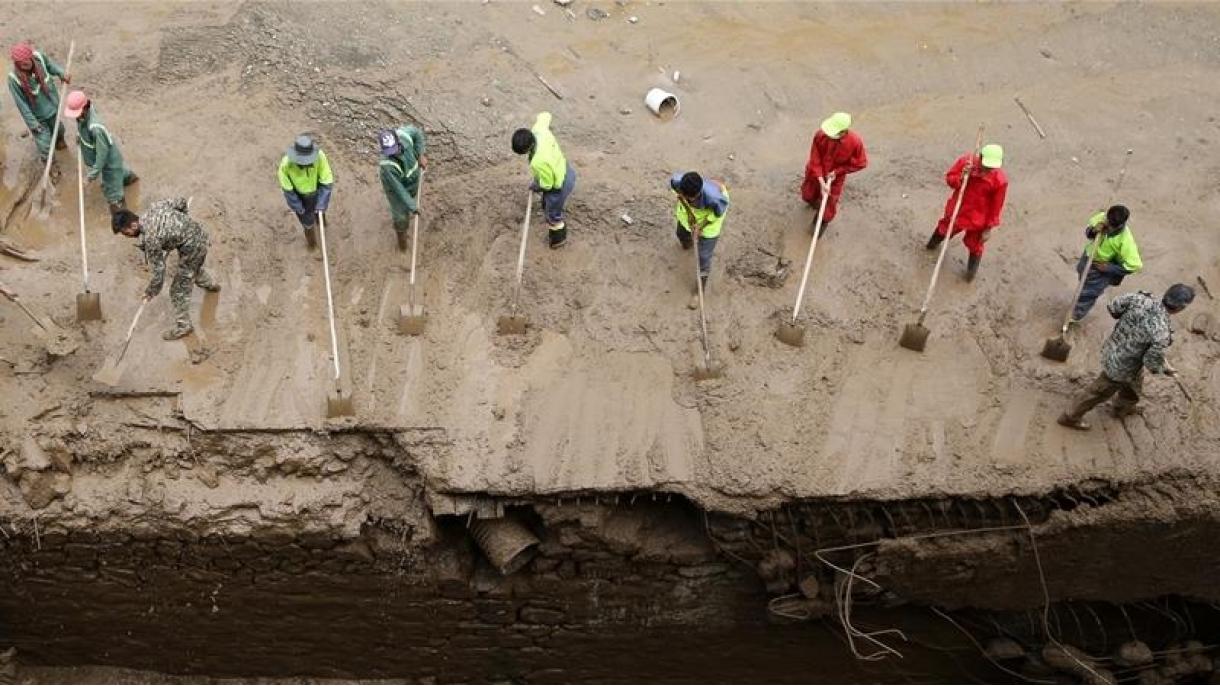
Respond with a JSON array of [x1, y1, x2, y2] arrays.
[[64, 90, 138, 214], [1058, 284, 1195, 430], [7, 42, 70, 163], [377, 125, 427, 251], [113, 198, 221, 340]]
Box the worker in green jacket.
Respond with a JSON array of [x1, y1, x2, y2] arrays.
[[64, 90, 138, 214], [278, 134, 333, 249], [378, 126, 427, 251], [7, 43, 69, 163], [1071, 205, 1143, 322], [512, 112, 576, 249]]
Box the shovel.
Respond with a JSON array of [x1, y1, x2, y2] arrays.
[[899, 126, 984, 352], [497, 190, 532, 335], [1041, 148, 1134, 362], [776, 181, 830, 347], [680, 200, 723, 380], [33, 40, 75, 214], [317, 211, 353, 416], [0, 281, 79, 357], [75, 147, 102, 321], [398, 170, 427, 335], [92, 299, 146, 385]]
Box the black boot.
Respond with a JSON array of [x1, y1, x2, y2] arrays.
[[549, 225, 568, 249], [966, 254, 981, 282], [303, 225, 318, 249], [926, 230, 944, 250], [396, 230, 409, 252]]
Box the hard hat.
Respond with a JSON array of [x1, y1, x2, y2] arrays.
[[820, 112, 852, 138], [64, 90, 89, 119], [980, 144, 1004, 169]]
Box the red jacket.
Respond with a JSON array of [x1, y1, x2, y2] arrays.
[[804, 130, 868, 192], [943, 154, 1008, 231]]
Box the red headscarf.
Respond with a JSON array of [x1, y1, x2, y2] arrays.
[[10, 43, 48, 106]]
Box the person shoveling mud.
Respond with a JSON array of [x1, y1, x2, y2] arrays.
[[112, 197, 221, 340], [65, 89, 140, 215], [513, 112, 576, 249], [278, 134, 332, 249], [671, 171, 729, 310], [7, 42, 71, 169], [799, 111, 868, 237], [925, 142, 1009, 282], [378, 125, 427, 252], [0, 279, 79, 356], [1058, 284, 1194, 430]]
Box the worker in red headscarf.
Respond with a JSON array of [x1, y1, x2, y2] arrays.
[[7, 42, 70, 162], [925, 143, 1009, 282], [799, 112, 868, 235]]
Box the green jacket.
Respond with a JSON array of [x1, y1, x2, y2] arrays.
[[528, 112, 567, 191], [7, 51, 66, 128], [1085, 211, 1142, 274], [76, 107, 124, 177], [379, 125, 426, 215]]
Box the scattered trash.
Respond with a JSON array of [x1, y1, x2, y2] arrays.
[[586, 7, 608, 19], [728, 153, 736, 161], [536, 73, 564, 100], [532, 4, 546, 15], [621, 213, 634, 225], [1014, 96, 1047, 139], [481, 96, 492, 107], [553, 0, 573, 5], [644, 87, 679, 120], [672, 70, 681, 83], [1040, 48, 1054, 59], [1070, 156, 1079, 163], [628, 15, 639, 23], [619, 107, 633, 115]]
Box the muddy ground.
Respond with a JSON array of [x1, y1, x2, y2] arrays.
[[2, 1, 1220, 682]]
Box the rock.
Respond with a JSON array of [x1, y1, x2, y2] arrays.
[[532, 4, 546, 15], [797, 575, 820, 599], [586, 7, 608, 20], [1115, 640, 1153, 667], [620, 213, 633, 225], [18, 470, 72, 509], [619, 107, 632, 115], [553, 0, 572, 5], [984, 637, 1026, 661], [196, 464, 220, 489], [627, 15, 639, 23], [1042, 644, 1096, 676], [18, 437, 52, 473], [481, 96, 492, 107]]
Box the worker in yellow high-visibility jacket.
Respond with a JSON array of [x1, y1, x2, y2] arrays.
[[277, 134, 333, 249], [512, 112, 576, 249]]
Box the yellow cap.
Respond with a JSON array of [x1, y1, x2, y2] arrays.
[[980, 143, 1003, 169], [820, 112, 852, 138]]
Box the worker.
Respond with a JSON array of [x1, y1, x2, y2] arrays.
[[112, 198, 221, 341], [1070, 205, 1142, 323], [378, 125, 427, 251], [1058, 284, 1195, 430], [278, 134, 333, 249], [925, 143, 1009, 281], [7, 42, 70, 164], [799, 112, 868, 234], [63, 90, 139, 215], [512, 112, 576, 249], [671, 171, 730, 309]]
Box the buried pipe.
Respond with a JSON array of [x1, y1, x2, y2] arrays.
[[470, 515, 540, 575]]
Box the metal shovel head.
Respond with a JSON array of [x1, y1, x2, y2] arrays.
[[1040, 335, 1072, 362], [898, 322, 930, 352], [326, 388, 355, 417], [692, 360, 724, 381], [775, 320, 806, 347], [496, 314, 528, 335], [76, 291, 102, 321], [398, 303, 427, 336]]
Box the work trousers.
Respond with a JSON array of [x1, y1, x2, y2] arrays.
[[32, 114, 66, 161], [170, 247, 217, 330], [1072, 255, 1123, 321], [1064, 371, 1142, 421], [293, 192, 319, 228], [541, 163, 576, 228], [934, 219, 988, 258], [98, 165, 136, 206], [676, 224, 719, 279]]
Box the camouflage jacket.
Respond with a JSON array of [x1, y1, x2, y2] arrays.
[[139, 197, 209, 299], [1101, 291, 1173, 383]]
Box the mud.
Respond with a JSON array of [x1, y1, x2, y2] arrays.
[[3, 1, 1220, 682]]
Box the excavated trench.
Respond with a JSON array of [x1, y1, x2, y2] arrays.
[[2, 428, 1219, 683]]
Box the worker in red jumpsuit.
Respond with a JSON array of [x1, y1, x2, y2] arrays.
[[926, 143, 1008, 282], [800, 112, 868, 235]]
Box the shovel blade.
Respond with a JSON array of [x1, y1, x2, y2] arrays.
[[92, 358, 124, 386], [326, 389, 355, 417], [496, 315, 528, 335], [1040, 335, 1071, 362], [692, 362, 724, 381], [398, 304, 427, 336], [775, 321, 806, 347], [76, 292, 102, 321], [898, 322, 929, 352]]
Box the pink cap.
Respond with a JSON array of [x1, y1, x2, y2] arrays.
[[10, 43, 34, 63], [64, 90, 88, 119]]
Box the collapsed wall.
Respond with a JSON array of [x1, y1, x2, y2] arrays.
[[2, 422, 1218, 682]]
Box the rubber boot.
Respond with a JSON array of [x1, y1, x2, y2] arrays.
[[396, 230, 409, 252], [123, 172, 140, 187], [303, 225, 318, 249], [926, 229, 944, 251], [549, 225, 568, 250], [966, 254, 981, 282], [688, 275, 708, 310]]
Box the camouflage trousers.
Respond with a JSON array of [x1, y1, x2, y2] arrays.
[[170, 246, 217, 330]]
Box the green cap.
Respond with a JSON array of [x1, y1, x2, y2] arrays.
[[980, 143, 1003, 169], [820, 112, 852, 138]]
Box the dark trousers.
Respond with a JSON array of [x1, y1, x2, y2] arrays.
[[293, 193, 319, 228], [1073, 255, 1123, 320], [1065, 372, 1142, 421], [541, 163, 576, 227], [675, 224, 718, 279]]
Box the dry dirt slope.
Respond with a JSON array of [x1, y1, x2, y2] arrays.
[[0, 2, 1219, 514]]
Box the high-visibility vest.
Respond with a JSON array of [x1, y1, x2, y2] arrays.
[[278, 150, 333, 195]]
